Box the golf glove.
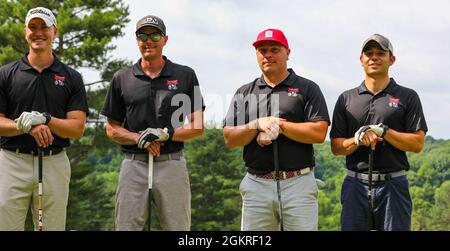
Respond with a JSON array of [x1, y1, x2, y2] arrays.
[[354, 123, 389, 146], [368, 123, 388, 138], [137, 127, 169, 149], [15, 111, 47, 133], [354, 125, 370, 146]]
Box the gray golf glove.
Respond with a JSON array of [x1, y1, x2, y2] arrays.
[[136, 127, 169, 149], [354, 123, 388, 146], [15, 111, 47, 133]]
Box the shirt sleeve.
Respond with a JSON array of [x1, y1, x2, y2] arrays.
[[187, 69, 205, 113], [304, 82, 330, 123], [405, 90, 428, 133], [0, 69, 7, 115], [67, 72, 89, 116], [101, 74, 126, 123], [330, 94, 349, 138], [223, 89, 246, 127]]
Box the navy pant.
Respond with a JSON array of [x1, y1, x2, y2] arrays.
[[340, 175, 412, 231]]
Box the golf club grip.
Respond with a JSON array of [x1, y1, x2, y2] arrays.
[[38, 147, 43, 231], [148, 153, 154, 231]]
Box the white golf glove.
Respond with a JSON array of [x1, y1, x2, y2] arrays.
[[354, 123, 388, 146], [15, 111, 47, 133], [368, 123, 388, 137], [136, 127, 169, 149]]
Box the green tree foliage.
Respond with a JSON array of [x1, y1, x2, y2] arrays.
[[0, 0, 129, 70]]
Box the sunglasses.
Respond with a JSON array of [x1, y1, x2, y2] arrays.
[[136, 32, 163, 42]]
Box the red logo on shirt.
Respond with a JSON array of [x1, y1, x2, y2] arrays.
[[388, 98, 400, 108], [54, 75, 65, 86], [166, 80, 179, 90], [288, 88, 300, 97]]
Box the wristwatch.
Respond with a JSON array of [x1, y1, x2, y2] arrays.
[[381, 124, 389, 138], [43, 112, 52, 125]]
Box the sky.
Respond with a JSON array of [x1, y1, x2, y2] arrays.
[[82, 0, 450, 139]]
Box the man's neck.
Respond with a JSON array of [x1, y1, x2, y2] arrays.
[[27, 50, 54, 73], [263, 69, 290, 88], [364, 75, 391, 95], [141, 56, 165, 79]]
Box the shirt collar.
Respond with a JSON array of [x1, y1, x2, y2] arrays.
[[19, 53, 64, 74], [357, 78, 398, 95], [256, 68, 296, 88], [132, 56, 173, 78]]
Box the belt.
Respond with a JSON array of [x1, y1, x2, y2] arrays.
[[2, 148, 63, 156], [252, 167, 312, 180], [347, 169, 406, 182], [124, 151, 183, 162]]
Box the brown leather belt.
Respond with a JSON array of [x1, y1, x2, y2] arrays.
[[251, 167, 312, 180]]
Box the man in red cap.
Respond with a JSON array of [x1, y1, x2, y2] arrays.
[[223, 28, 329, 231]]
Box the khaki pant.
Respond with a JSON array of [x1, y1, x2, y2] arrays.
[[0, 149, 71, 231], [240, 171, 319, 231], [115, 154, 191, 231]]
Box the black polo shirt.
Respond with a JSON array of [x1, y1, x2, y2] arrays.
[[0, 54, 89, 152], [223, 69, 330, 174], [101, 56, 205, 154], [330, 78, 428, 172]]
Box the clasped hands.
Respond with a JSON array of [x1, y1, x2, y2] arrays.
[[253, 116, 285, 147]]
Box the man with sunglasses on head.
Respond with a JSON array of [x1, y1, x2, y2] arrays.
[[0, 7, 89, 231], [330, 34, 428, 231], [102, 15, 205, 231]]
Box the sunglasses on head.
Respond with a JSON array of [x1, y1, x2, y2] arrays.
[[136, 32, 163, 42]]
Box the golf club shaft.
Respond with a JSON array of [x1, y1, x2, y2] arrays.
[[38, 147, 43, 231], [368, 148, 374, 231], [273, 140, 284, 231], [148, 153, 154, 231]]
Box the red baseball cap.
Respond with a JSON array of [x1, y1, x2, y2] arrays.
[[253, 28, 289, 49]]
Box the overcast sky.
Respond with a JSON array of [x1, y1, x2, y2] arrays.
[[83, 0, 450, 139]]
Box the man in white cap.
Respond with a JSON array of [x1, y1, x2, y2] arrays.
[[0, 7, 89, 230]]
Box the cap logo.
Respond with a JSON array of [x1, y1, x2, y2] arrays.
[[264, 30, 273, 38], [28, 9, 52, 18], [142, 17, 159, 25]]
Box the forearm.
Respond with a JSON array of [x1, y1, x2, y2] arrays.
[[47, 117, 85, 139], [0, 116, 23, 137], [280, 121, 328, 144], [223, 123, 258, 148], [106, 123, 139, 145], [384, 129, 425, 153], [171, 124, 204, 142], [331, 137, 359, 156]]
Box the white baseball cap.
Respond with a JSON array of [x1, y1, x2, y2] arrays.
[[25, 7, 57, 27]]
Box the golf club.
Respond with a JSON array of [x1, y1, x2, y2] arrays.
[[37, 147, 43, 231], [273, 140, 284, 231], [368, 148, 374, 231], [147, 153, 153, 231]]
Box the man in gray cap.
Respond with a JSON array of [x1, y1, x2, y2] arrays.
[[0, 7, 89, 230], [102, 15, 205, 231], [330, 34, 428, 230]]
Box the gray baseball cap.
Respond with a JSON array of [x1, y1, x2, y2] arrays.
[[362, 34, 394, 55], [136, 15, 166, 35]]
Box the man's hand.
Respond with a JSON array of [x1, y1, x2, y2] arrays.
[[29, 125, 54, 148], [354, 124, 386, 149], [136, 127, 169, 149], [256, 132, 273, 147], [255, 116, 284, 135], [15, 111, 47, 133]]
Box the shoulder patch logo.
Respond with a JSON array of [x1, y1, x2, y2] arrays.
[[166, 80, 179, 90], [287, 87, 300, 97], [54, 75, 65, 86], [388, 98, 400, 108]]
